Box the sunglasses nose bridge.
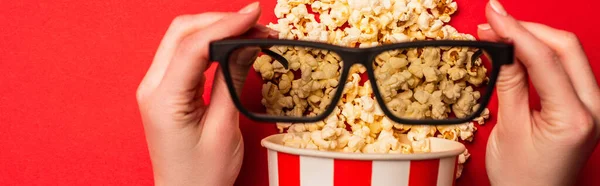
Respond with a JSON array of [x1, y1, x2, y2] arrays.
[[342, 50, 371, 67]]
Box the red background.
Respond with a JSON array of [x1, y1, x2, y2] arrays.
[[1, 0, 599, 185]]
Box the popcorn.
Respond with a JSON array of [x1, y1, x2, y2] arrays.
[[459, 148, 471, 164], [452, 86, 481, 118], [328, 29, 347, 46], [467, 65, 488, 86], [359, 41, 379, 48], [311, 130, 339, 150], [287, 123, 307, 133], [436, 125, 459, 141], [447, 66, 468, 81], [383, 33, 410, 43], [404, 102, 429, 119], [456, 149, 470, 178], [407, 0, 424, 14], [369, 129, 402, 153], [413, 90, 430, 104], [393, 124, 412, 133], [342, 27, 361, 47], [439, 78, 465, 104], [306, 22, 329, 42], [429, 91, 448, 119], [345, 134, 367, 152], [253, 55, 275, 80], [422, 67, 440, 82], [457, 122, 477, 142], [274, 0, 292, 18], [417, 12, 433, 31], [258, 0, 492, 180], [440, 2, 458, 23], [328, 2, 351, 28], [277, 122, 292, 133], [282, 132, 318, 149], [407, 125, 435, 152], [279, 72, 294, 94], [389, 56, 409, 69], [378, 12, 393, 28], [337, 130, 352, 147], [290, 5, 310, 24], [473, 106, 490, 125]]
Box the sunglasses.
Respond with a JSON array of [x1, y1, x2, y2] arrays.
[[209, 39, 514, 125]]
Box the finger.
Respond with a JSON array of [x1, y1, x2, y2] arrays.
[[205, 39, 266, 130], [138, 12, 233, 100], [221, 47, 260, 94], [518, 22, 600, 119], [157, 2, 261, 96], [204, 67, 250, 130], [484, 0, 583, 114], [237, 25, 279, 40], [250, 24, 279, 38], [240, 26, 270, 39], [477, 24, 531, 125]]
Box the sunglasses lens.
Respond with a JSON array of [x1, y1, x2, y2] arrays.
[[228, 45, 345, 121], [372, 46, 493, 122]]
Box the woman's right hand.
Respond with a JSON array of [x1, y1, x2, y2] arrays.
[[136, 2, 276, 185], [478, 1, 600, 186]]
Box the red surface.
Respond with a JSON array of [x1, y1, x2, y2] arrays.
[[408, 159, 440, 186], [1, 0, 599, 186], [333, 159, 372, 186], [277, 152, 300, 186]]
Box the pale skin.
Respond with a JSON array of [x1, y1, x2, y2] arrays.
[[136, 0, 600, 186]]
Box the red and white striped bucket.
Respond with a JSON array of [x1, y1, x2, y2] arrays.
[[261, 134, 465, 186]]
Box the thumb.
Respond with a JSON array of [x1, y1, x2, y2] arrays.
[[208, 47, 260, 113], [477, 24, 530, 114], [204, 50, 258, 130], [483, 0, 581, 114], [204, 3, 264, 129], [477, 2, 531, 130], [226, 47, 262, 95]]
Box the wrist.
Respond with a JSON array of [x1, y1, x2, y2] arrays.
[[490, 177, 576, 186], [155, 175, 233, 186]]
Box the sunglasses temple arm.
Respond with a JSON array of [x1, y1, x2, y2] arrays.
[[471, 49, 484, 66], [261, 48, 289, 69]]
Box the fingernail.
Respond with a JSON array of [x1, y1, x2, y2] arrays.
[[236, 47, 260, 66], [478, 23, 491, 30], [269, 30, 279, 38], [239, 2, 260, 14], [257, 26, 273, 33], [256, 26, 279, 38], [489, 0, 507, 16]]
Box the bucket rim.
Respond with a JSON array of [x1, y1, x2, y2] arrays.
[[261, 133, 466, 160]]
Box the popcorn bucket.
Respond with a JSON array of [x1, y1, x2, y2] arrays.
[[261, 133, 465, 186]]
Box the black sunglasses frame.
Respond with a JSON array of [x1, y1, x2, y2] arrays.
[[209, 39, 514, 125]]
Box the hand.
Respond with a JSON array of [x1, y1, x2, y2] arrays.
[[478, 1, 600, 186], [135, 2, 275, 186]]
